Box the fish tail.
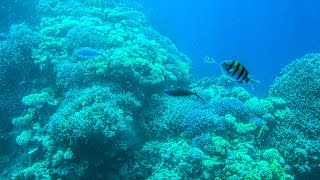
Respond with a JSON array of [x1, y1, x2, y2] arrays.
[[100, 53, 107, 59], [193, 92, 204, 101], [247, 78, 260, 90]]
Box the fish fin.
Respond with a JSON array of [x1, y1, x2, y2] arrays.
[[247, 78, 260, 90], [193, 92, 204, 101]]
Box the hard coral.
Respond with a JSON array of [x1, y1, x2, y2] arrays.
[[0, 22, 41, 131], [181, 109, 226, 137], [269, 53, 320, 119], [48, 85, 140, 142], [181, 98, 264, 138], [268, 54, 320, 174]]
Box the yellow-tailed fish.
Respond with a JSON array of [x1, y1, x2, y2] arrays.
[[220, 60, 259, 88], [203, 56, 216, 63]]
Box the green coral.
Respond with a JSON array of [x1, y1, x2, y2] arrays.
[[211, 136, 230, 156], [52, 150, 65, 167], [235, 123, 256, 134], [16, 130, 33, 146], [260, 97, 287, 113], [262, 148, 284, 164], [273, 108, 291, 121], [231, 87, 252, 102], [21, 89, 57, 108], [225, 114, 237, 124], [149, 168, 180, 180], [12, 109, 35, 129], [244, 97, 268, 117], [48, 86, 140, 142], [224, 149, 292, 180], [42, 135, 55, 152], [262, 113, 276, 124], [64, 148, 73, 160], [34, 1, 192, 97], [137, 140, 209, 179], [261, 149, 290, 179], [12, 161, 50, 179], [259, 97, 291, 124], [22, 92, 50, 107]]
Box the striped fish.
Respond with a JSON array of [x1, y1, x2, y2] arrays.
[[220, 60, 259, 87]]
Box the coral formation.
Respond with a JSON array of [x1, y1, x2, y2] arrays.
[[1, 0, 194, 178], [48, 85, 140, 143], [1, 0, 318, 179], [0, 23, 41, 121], [269, 53, 320, 119], [268, 54, 320, 174]]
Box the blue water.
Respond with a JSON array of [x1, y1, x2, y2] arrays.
[[143, 0, 320, 96]]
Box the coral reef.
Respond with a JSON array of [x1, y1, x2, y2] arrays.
[[33, 0, 192, 97], [129, 79, 295, 179], [1, 0, 194, 178], [131, 134, 293, 179], [1, 0, 318, 179]]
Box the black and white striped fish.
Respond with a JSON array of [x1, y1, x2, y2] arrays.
[[220, 60, 259, 87]]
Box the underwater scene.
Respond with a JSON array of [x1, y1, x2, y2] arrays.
[[1, 0, 320, 179]]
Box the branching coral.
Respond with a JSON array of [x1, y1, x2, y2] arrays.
[[142, 94, 201, 139], [132, 140, 205, 179], [181, 108, 226, 137], [48, 85, 140, 142], [181, 98, 262, 137], [12, 85, 141, 178], [55, 61, 93, 88]]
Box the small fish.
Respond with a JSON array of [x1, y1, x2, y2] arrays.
[[74, 47, 103, 58], [164, 88, 203, 100], [220, 60, 259, 87], [203, 56, 216, 63]]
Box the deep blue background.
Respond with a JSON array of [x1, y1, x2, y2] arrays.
[[141, 0, 320, 97]]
